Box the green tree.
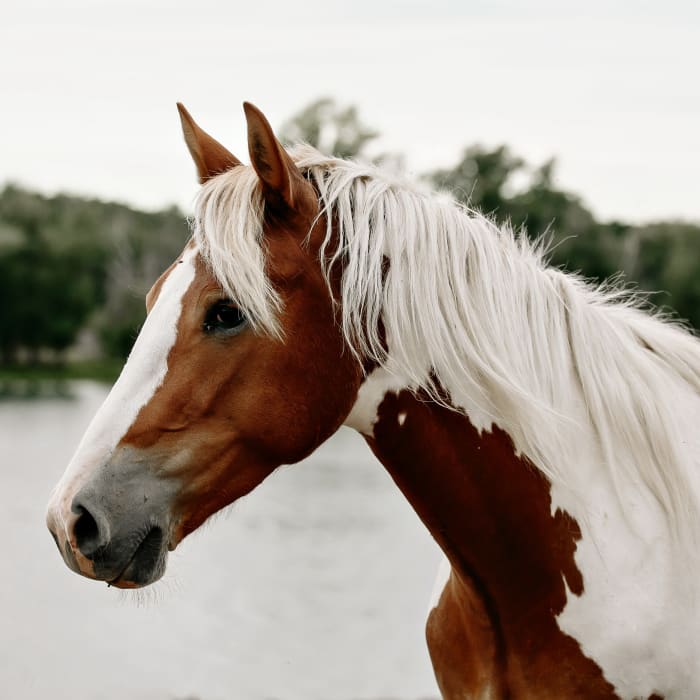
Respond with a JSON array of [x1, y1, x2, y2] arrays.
[[280, 98, 379, 158], [0, 185, 188, 364], [430, 144, 525, 216], [624, 222, 700, 329], [426, 141, 699, 327], [0, 226, 100, 363]]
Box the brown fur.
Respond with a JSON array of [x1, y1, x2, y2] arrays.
[[367, 390, 620, 698]]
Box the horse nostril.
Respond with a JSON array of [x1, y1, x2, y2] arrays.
[[73, 505, 107, 559]]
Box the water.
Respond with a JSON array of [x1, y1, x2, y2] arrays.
[[0, 382, 442, 700]]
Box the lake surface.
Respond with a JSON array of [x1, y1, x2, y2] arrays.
[[0, 382, 442, 700]]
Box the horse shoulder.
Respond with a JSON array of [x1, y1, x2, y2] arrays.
[[426, 560, 504, 699]]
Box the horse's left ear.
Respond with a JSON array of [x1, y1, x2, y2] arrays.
[[243, 101, 311, 212], [177, 103, 242, 184]]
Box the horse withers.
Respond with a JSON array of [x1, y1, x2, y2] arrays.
[[47, 103, 700, 698]]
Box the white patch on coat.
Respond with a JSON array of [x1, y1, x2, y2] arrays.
[[551, 375, 700, 699], [428, 556, 452, 614], [46, 245, 198, 544], [397, 411, 407, 426], [343, 366, 411, 435]]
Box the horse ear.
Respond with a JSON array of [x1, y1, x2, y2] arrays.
[[177, 103, 242, 184], [243, 101, 308, 211]]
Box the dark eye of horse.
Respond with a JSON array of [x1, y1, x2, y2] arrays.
[[203, 301, 247, 335]]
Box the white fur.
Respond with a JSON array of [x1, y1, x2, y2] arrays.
[[192, 146, 700, 696], [46, 245, 197, 544], [344, 365, 412, 435], [550, 376, 700, 698], [428, 556, 452, 614]]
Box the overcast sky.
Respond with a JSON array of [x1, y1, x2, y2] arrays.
[[2, 0, 699, 223]]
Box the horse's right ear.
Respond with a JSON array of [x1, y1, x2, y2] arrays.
[[177, 103, 242, 184]]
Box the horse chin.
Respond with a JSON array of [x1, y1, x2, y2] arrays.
[[107, 526, 169, 589]]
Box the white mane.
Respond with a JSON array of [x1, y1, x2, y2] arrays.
[[193, 144, 700, 542]]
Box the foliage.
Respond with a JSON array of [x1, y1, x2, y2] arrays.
[[431, 144, 526, 216], [427, 148, 700, 329], [0, 185, 188, 364], [280, 98, 379, 158], [0, 197, 105, 363], [624, 222, 700, 329]]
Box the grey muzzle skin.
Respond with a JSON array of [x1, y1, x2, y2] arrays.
[[49, 450, 180, 588]]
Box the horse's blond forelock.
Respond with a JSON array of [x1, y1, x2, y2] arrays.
[[193, 166, 282, 338], [193, 144, 700, 548]]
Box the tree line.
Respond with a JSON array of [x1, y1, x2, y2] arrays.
[[0, 98, 697, 367], [0, 186, 187, 364]]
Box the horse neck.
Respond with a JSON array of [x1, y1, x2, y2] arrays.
[[351, 380, 629, 694], [353, 381, 583, 624], [346, 363, 700, 695]]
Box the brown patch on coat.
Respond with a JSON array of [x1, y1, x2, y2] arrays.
[[367, 390, 619, 699]]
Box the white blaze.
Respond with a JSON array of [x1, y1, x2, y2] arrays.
[[47, 245, 198, 543]]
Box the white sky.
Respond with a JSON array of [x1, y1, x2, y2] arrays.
[[2, 0, 699, 223]]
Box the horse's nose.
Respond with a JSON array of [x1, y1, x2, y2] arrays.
[[69, 495, 111, 559], [47, 459, 174, 587]]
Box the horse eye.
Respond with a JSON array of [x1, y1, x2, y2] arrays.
[[204, 301, 247, 334]]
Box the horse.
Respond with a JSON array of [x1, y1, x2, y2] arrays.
[[46, 102, 700, 699]]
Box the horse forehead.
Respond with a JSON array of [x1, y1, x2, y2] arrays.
[[146, 241, 204, 311]]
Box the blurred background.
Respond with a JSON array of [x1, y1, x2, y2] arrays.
[[1, 1, 698, 699]]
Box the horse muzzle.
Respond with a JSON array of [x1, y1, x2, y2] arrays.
[[46, 450, 179, 588]]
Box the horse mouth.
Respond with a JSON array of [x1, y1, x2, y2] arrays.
[[108, 526, 167, 589]]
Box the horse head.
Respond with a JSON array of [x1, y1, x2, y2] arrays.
[[46, 103, 363, 587]]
